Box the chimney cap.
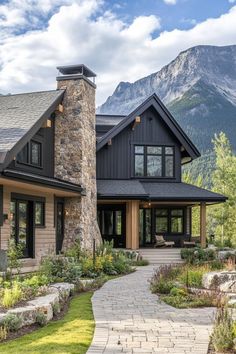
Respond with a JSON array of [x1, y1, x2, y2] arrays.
[[57, 64, 96, 78]]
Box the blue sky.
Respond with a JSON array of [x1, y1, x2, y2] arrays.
[[107, 0, 234, 32], [0, 0, 235, 104]]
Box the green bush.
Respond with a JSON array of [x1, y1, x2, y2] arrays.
[[22, 274, 50, 288], [169, 287, 187, 297], [40, 256, 81, 283], [131, 259, 149, 266], [151, 279, 175, 294], [3, 314, 22, 332], [1, 282, 23, 308], [212, 307, 234, 352], [64, 240, 82, 261], [36, 312, 48, 327], [180, 248, 216, 264]]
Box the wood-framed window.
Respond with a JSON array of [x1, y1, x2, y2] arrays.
[[155, 208, 184, 235], [16, 139, 42, 168], [134, 145, 174, 178]]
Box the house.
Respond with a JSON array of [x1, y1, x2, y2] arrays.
[[96, 95, 226, 249], [0, 65, 101, 269], [0, 64, 226, 268]]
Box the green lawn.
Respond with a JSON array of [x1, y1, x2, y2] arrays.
[[0, 292, 94, 354]]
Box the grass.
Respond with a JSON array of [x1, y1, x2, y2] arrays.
[[0, 292, 94, 354]]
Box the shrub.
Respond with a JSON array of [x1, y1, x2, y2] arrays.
[[22, 274, 50, 289], [151, 279, 175, 294], [178, 267, 206, 288], [0, 326, 7, 342], [212, 306, 234, 352], [170, 287, 187, 297], [1, 282, 23, 308], [6, 240, 23, 278], [40, 255, 81, 283], [209, 259, 225, 270], [181, 248, 216, 264], [131, 259, 149, 266], [112, 253, 132, 274], [3, 314, 22, 332], [36, 312, 48, 327], [64, 240, 82, 261]]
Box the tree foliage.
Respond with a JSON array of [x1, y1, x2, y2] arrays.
[[208, 132, 236, 246]]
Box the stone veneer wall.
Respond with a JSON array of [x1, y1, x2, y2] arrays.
[[54, 76, 101, 250]]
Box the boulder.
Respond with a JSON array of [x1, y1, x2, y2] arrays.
[[0, 282, 74, 328], [218, 250, 236, 260], [202, 271, 236, 290], [219, 280, 236, 293]]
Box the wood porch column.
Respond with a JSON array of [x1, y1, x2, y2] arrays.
[[200, 202, 207, 248], [126, 200, 139, 250]]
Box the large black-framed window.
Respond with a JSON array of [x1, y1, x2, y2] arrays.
[[155, 208, 184, 235], [134, 145, 174, 178], [10, 194, 46, 258], [16, 139, 42, 168]]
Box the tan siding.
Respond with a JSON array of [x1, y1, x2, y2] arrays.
[[0, 185, 56, 263]]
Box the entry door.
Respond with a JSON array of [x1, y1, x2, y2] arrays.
[[97, 205, 126, 248], [139, 208, 152, 247], [56, 200, 64, 254], [10, 200, 34, 258]]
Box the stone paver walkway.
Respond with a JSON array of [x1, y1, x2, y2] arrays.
[[87, 266, 215, 354]]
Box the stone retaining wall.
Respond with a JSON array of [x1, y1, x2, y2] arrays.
[[0, 283, 74, 328]]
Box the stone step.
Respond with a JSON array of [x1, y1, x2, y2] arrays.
[[139, 249, 184, 265]]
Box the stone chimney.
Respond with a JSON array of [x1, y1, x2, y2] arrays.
[[54, 64, 101, 250]]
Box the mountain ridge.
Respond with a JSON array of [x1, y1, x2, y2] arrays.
[[98, 44, 236, 153]]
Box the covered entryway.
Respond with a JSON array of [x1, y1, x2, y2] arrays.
[[97, 204, 126, 248]]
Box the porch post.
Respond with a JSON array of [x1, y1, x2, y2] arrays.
[[126, 200, 139, 250], [200, 202, 207, 248]]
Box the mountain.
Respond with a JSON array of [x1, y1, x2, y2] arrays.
[[98, 45, 236, 154]]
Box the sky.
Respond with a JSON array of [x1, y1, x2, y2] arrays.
[[0, 0, 235, 105]]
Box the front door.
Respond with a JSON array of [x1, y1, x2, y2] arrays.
[[56, 200, 64, 254], [10, 200, 34, 258], [97, 205, 126, 248], [139, 208, 152, 247]]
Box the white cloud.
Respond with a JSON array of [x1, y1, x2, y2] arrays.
[[163, 0, 177, 5], [0, 0, 236, 105], [229, 0, 236, 3]]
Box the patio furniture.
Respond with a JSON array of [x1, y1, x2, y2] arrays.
[[154, 235, 175, 248], [182, 240, 196, 248]]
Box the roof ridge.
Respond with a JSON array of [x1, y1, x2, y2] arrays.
[[0, 89, 64, 98]]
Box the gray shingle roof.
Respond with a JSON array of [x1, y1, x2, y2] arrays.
[[0, 90, 64, 153], [97, 180, 226, 202]]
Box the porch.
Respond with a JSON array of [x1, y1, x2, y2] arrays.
[[97, 200, 208, 250]]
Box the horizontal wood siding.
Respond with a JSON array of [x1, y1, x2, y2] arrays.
[[97, 107, 182, 181], [0, 186, 56, 263]]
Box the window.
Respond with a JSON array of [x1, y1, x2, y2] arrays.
[[35, 202, 45, 226], [134, 145, 174, 177], [30, 141, 41, 166], [155, 209, 168, 233], [16, 140, 42, 168], [155, 208, 184, 234], [171, 209, 183, 233]]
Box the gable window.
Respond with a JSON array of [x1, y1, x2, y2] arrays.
[[134, 145, 174, 177], [30, 141, 41, 166], [17, 140, 42, 168]]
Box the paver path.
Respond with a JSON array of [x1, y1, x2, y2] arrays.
[[87, 266, 215, 354]]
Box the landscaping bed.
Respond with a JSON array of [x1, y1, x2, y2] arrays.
[[0, 240, 145, 344]]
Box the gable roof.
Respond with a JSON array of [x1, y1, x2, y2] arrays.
[[96, 94, 200, 161], [0, 89, 64, 170]]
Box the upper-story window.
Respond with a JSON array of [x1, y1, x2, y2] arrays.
[[17, 140, 42, 168], [134, 145, 174, 178]]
